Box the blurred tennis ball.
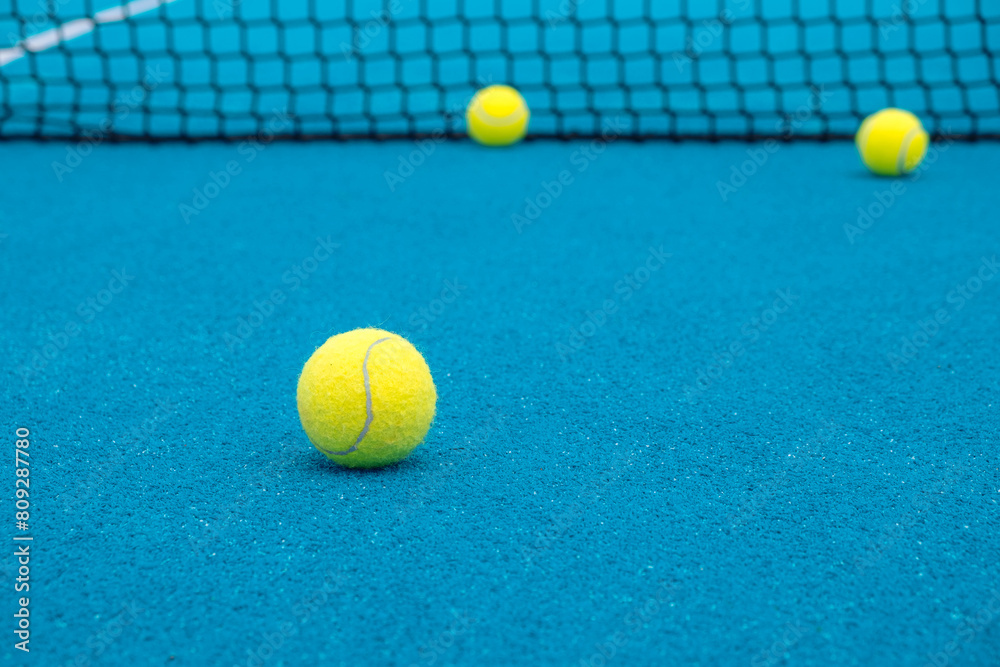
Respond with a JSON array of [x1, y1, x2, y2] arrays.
[[855, 108, 929, 176], [466, 85, 530, 147]]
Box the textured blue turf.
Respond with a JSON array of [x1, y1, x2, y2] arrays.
[[2, 138, 999, 666]]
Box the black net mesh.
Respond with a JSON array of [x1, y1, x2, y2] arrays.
[[1, 0, 998, 140]]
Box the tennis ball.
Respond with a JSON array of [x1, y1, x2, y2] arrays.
[[297, 328, 436, 469], [466, 85, 530, 147], [855, 108, 929, 176]]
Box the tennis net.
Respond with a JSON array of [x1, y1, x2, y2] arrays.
[[1, 0, 998, 140]]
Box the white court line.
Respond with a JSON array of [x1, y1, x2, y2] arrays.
[[0, 0, 178, 67]]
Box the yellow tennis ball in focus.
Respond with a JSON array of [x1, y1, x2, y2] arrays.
[[855, 108, 929, 176], [297, 328, 436, 469], [466, 85, 530, 147]]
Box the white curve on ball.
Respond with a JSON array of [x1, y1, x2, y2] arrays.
[[473, 106, 528, 128], [896, 126, 922, 175], [856, 119, 872, 159], [327, 336, 393, 456]]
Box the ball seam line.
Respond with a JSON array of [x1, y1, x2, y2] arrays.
[[897, 126, 921, 174], [326, 336, 393, 456], [470, 106, 529, 128], [856, 117, 873, 161]]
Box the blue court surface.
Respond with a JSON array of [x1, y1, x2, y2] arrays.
[[3, 0, 1000, 666], [3, 0, 999, 138], [2, 137, 999, 666]]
